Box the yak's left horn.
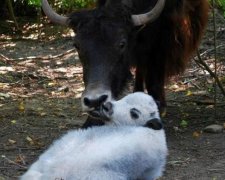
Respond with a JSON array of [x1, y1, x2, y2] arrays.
[[131, 0, 166, 26], [42, 0, 69, 26]]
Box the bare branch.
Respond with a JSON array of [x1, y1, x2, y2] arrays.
[[194, 51, 225, 97]]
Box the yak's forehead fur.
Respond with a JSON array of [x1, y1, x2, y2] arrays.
[[108, 92, 160, 126], [69, 3, 133, 33]]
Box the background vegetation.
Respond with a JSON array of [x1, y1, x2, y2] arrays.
[[1, 0, 225, 19], [214, 0, 225, 16], [0, 0, 96, 19]]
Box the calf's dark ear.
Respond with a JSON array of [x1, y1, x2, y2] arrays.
[[145, 118, 163, 130], [155, 100, 161, 109]]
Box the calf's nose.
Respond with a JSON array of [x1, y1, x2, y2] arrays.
[[102, 102, 113, 116]]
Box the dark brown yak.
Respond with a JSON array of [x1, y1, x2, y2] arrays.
[[42, 0, 209, 127]]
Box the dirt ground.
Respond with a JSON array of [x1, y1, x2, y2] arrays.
[[0, 12, 225, 180]]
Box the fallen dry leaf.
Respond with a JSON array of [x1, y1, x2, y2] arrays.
[[48, 81, 57, 87], [193, 131, 202, 139], [15, 154, 25, 165], [8, 139, 16, 144], [18, 101, 25, 112], [11, 120, 17, 124], [26, 136, 34, 145], [185, 90, 192, 96], [37, 107, 44, 111], [26, 136, 43, 147], [161, 110, 167, 118], [40, 112, 47, 117]]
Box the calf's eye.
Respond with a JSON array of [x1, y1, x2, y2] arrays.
[[150, 112, 156, 117], [130, 108, 140, 119]]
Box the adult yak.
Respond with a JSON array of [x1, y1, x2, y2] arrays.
[[42, 0, 209, 127]]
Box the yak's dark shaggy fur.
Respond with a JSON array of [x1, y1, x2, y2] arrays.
[[68, 0, 209, 121]]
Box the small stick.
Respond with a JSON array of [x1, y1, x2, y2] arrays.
[[1, 155, 27, 169]]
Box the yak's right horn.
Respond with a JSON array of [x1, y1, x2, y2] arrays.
[[42, 0, 69, 26], [132, 0, 166, 26]]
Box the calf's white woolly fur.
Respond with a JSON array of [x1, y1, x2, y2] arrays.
[[21, 92, 168, 180]]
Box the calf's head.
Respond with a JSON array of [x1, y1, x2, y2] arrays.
[[101, 92, 163, 130], [41, 0, 166, 116]]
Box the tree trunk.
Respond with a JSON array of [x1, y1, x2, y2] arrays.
[[6, 0, 19, 30]]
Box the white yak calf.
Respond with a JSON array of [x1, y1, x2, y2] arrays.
[[21, 92, 168, 180]]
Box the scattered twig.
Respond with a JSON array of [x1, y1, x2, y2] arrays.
[[1, 155, 27, 169], [189, 81, 201, 90], [0, 146, 44, 152], [18, 154, 26, 166], [208, 169, 225, 172], [197, 44, 224, 58], [167, 160, 186, 165], [0, 49, 76, 62], [167, 158, 190, 165], [0, 53, 10, 62], [183, 78, 198, 84], [194, 51, 225, 97], [193, 100, 215, 105], [168, 100, 225, 106]]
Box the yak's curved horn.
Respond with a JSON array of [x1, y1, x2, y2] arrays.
[[132, 0, 166, 26], [42, 0, 69, 26]]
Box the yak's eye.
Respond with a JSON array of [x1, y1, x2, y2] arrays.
[[119, 39, 127, 50], [130, 108, 140, 119]]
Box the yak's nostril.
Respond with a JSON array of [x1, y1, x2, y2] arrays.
[[83, 97, 91, 107], [99, 95, 108, 104], [83, 95, 108, 108]]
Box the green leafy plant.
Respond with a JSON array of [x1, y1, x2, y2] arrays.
[[62, 0, 95, 9], [28, 0, 41, 7], [211, 0, 225, 17], [180, 119, 188, 128], [26, 0, 96, 9]]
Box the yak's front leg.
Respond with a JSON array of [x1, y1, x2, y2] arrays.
[[144, 64, 166, 115]]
